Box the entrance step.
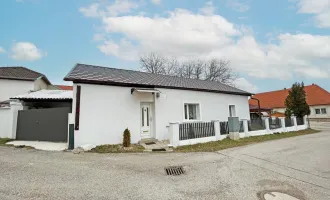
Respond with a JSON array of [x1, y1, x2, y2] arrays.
[[139, 138, 158, 144], [139, 140, 172, 152]]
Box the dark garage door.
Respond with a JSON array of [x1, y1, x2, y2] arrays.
[[16, 107, 71, 142]]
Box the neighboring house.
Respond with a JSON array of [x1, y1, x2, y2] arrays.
[[0, 66, 52, 107], [249, 84, 330, 119], [55, 85, 73, 90], [64, 64, 252, 147], [249, 104, 272, 119]]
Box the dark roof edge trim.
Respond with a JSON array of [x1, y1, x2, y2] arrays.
[[66, 79, 252, 96], [0, 77, 35, 82]]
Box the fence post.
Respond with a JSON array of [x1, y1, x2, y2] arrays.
[[303, 115, 308, 129], [242, 119, 249, 137], [169, 122, 180, 147], [292, 116, 297, 131], [212, 120, 221, 141], [279, 117, 285, 132], [9, 101, 23, 139], [264, 117, 270, 133]]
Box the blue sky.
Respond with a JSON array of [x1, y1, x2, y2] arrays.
[[0, 0, 329, 93]]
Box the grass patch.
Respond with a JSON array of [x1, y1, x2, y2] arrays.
[[175, 129, 320, 152], [0, 138, 13, 146], [90, 144, 145, 153]]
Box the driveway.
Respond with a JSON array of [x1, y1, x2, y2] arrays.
[[0, 131, 329, 200]]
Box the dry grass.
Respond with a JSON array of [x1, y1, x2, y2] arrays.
[[0, 138, 13, 146], [175, 129, 320, 152], [90, 144, 145, 153]]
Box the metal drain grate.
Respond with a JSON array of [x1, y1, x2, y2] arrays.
[[165, 166, 185, 176], [152, 148, 166, 152]]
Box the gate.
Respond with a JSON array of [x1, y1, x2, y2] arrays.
[[16, 107, 70, 142]]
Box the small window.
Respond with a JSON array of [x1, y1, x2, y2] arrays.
[[315, 109, 321, 115], [321, 108, 327, 114], [184, 103, 200, 121], [229, 105, 236, 117]]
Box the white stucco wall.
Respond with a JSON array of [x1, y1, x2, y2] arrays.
[[273, 106, 330, 119], [154, 88, 250, 141], [309, 105, 330, 118], [33, 78, 49, 91], [72, 83, 250, 147], [0, 108, 12, 138], [273, 108, 286, 114], [0, 79, 34, 102]]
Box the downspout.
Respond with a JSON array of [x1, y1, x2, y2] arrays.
[[251, 97, 261, 119]]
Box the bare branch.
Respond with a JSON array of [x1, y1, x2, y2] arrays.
[[139, 52, 237, 85]]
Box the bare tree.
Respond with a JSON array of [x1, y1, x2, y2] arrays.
[[204, 59, 237, 85], [139, 52, 237, 85], [140, 52, 166, 74]]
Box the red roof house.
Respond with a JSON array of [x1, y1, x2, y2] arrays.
[[249, 84, 330, 119], [55, 85, 73, 90]]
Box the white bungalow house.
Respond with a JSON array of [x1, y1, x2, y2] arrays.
[[0, 66, 53, 107], [64, 64, 252, 147]]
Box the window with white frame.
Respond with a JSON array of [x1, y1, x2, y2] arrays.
[[315, 108, 327, 115], [315, 109, 320, 114], [184, 103, 201, 121], [321, 108, 327, 114], [229, 105, 236, 117]]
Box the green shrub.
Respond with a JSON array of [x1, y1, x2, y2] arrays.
[[123, 128, 131, 147]]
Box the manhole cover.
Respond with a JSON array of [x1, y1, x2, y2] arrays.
[[258, 191, 301, 200], [165, 166, 185, 176]]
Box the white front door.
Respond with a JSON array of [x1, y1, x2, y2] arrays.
[[141, 103, 152, 138]]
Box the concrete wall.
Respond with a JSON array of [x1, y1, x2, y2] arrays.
[[0, 79, 34, 102], [0, 102, 23, 139], [0, 108, 12, 138], [72, 83, 250, 147]]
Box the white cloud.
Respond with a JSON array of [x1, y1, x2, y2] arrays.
[[98, 39, 138, 61], [199, 1, 215, 15], [294, 67, 329, 78], [79, 0, 138, 18], [227, 0, 250, 12], [151, 0, 161, 5], [79, 3, 103, 18], [0, 47, 5, 53], [296, 0, 330, 28], [93, 33, 105, 41], [11, 42, 44, 61], [82, 1, 330, 80], [234, 78, 258, 93]]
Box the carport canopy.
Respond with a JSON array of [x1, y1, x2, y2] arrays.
[[11, 89, 73, 101]]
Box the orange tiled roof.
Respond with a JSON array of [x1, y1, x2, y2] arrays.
[[249, 84, 330, 108], [55, 85, 73, 90]]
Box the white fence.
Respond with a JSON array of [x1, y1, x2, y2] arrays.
[[169, 116, 309, 147]]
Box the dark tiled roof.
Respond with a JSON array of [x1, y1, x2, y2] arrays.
[[0, 66, 50, 84], [64, 64, 252, 96]]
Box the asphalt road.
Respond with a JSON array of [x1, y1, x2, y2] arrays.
[[0, 131, 329, 200]]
